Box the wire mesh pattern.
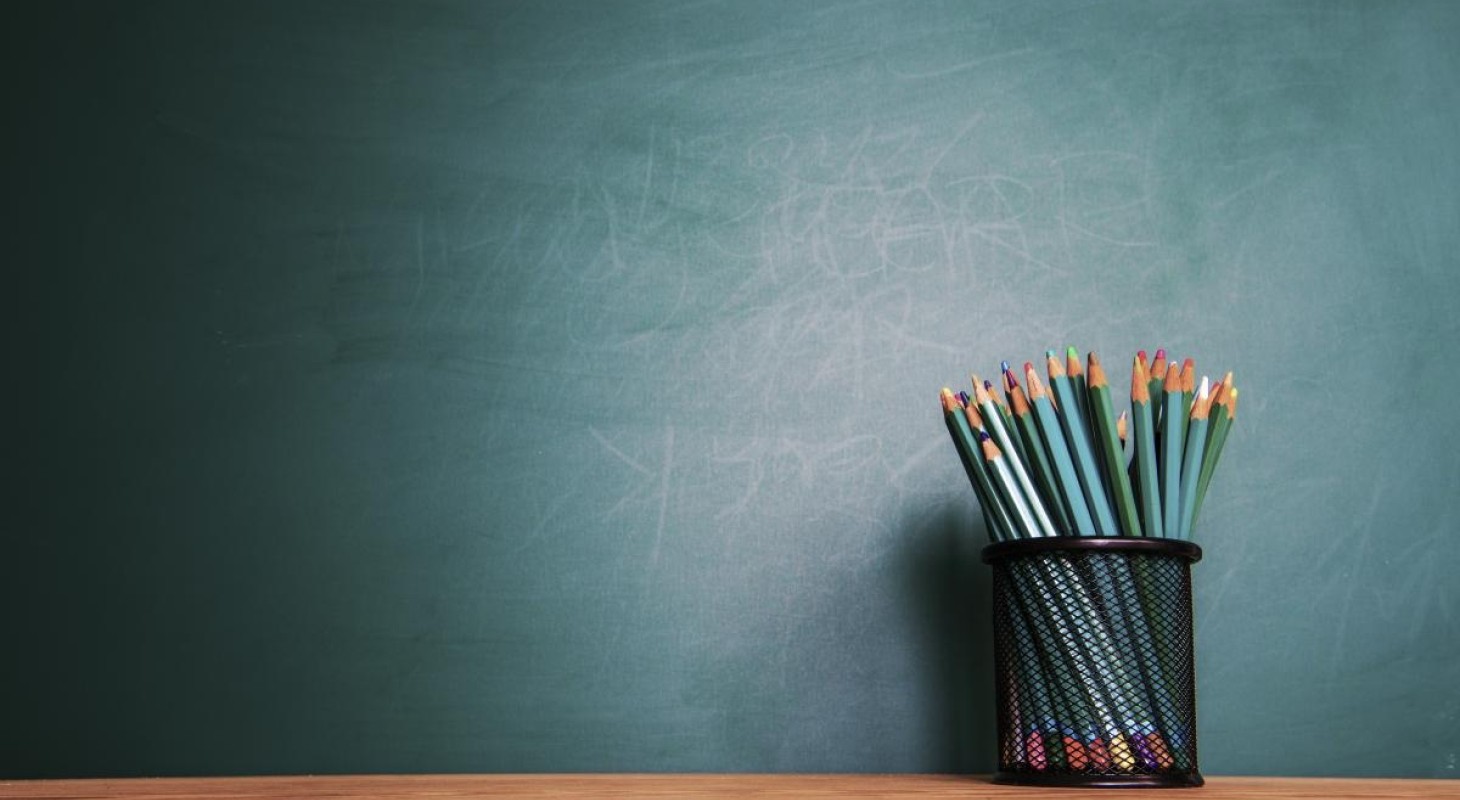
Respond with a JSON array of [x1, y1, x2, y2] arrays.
[[985, 538, 1203, 788]]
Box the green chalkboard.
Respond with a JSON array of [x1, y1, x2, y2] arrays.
[[9, 0, 1459, 780]]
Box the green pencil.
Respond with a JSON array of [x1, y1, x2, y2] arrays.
[[955, 397, 1019, 542], [1192, 384, 1238, 527], [1066, 346, 1092, 434], [975, 376, 1059, 537], [1177, 358, 1195, 459], [1148, 349, 1168, 426], [1087, 352, 1142, 537], [1008, 377, 1073, 535], [1130, 356, 1163, 539], [980, 432, 1044, 538]]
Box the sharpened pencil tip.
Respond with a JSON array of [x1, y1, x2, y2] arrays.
[[1001, 360, 1010, 373], [1154, 348, 1166, 360], [1066, 345, 1079, 360]]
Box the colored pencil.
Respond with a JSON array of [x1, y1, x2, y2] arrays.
[[1048, 353, 1119, 537], [1158, 362, 1184, 540], [939, 347, 1239, 778], [975, 376, 1058, 538], [1148, 348, 1168, 418], [1008, 375, 1073, 535], [1026, 363, 1097, 537], [1087, 352, 1143, 537], [1177, 378, 1211, 540], [1192, 384, 1237, 527], [1130, 356, 1164, 539]]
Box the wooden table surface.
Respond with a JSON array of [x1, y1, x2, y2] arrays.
[[2, 775, 1457, 799]]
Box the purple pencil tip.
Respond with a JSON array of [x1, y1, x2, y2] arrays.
[[978, 431, 991, 441]]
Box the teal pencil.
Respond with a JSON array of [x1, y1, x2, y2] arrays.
[[1158, 362, 1184, 539], [1025, 363, 1097, 536], [1047, 352, 1119, 537], [1178, 378, 1212, 539]]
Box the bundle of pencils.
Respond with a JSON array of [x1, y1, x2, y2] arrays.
[[940, 348, 1238, 776]]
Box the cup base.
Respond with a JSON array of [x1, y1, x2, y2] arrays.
[[992, 770, 1205, 789]]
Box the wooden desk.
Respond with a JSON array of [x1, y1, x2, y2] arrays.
[[2, 775, 1456, 799]]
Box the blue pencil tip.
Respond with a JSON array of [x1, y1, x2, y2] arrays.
[[978, 431, 991, 442], [1046, 349, 1056, 358], [1001, 360, 1011, 373]]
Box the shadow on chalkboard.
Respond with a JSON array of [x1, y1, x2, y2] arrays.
[[898, 504, 996, 773]]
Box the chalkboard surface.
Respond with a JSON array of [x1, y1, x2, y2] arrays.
[[9, 0, 1459, 779]]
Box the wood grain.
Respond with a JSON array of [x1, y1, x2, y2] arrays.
[[1, 775, 1456, 799]]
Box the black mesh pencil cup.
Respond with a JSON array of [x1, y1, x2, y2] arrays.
[[983, 537, 1203, 788]]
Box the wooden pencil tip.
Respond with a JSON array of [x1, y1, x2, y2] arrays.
[[1164, 362, 1182, 391], [1046, 353, 1066, 378], [979, 432, 1002, 460], [1087, 354, 1108, 387], [1010, 384, 1031, 415], [1179, 358, 1196, 391], [971, 374, 992, 404]]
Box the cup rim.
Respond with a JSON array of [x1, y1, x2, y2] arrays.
[[981, 536, 1202, 564]]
